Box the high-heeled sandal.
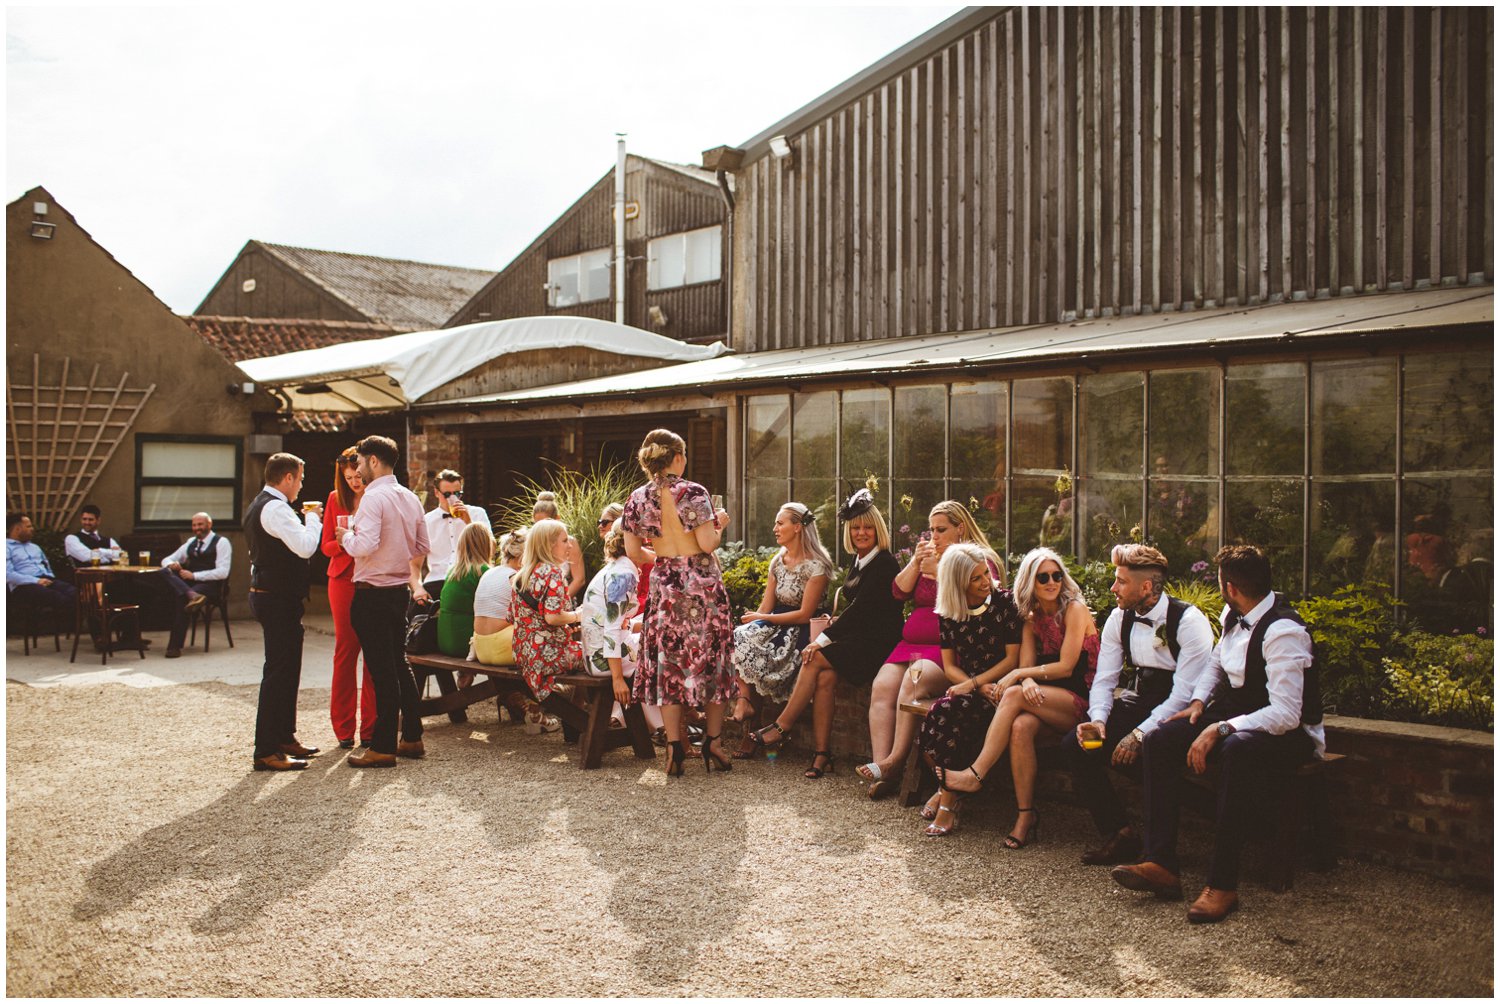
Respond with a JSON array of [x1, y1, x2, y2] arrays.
[[919, 790, 943, 821], [729, 696, 758, 724], [664, 740, 686, 777], [749, 721, 790, 751], [703, 734, 732, 773], [731, 731, 762, 760], [1004, 807, 1041, 849], [803, 751, 833, 779], [923, 792, 964, 837]]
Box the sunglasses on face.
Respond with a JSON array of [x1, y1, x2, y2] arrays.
[[598, 518, 613, 527], [1034, 570, 1066, 585], [440, 490, 462, 499]]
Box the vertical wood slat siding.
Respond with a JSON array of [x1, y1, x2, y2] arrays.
[[737, 7, 1492, 347]]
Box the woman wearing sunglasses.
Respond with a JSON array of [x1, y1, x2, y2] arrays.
[[917, 546, 1099, 847]]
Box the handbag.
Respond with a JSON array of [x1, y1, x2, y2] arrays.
[[806, 587, 843, 642], [405, 601, 440, 655]]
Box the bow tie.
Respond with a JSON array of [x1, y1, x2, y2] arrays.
[[1225, 610, 1251, 631], [441, 512, 455, 519]]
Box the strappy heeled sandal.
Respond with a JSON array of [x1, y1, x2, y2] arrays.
[[749, 721, 791, 751], [803, 751, 833, 779], [664, 740, 687, 777], [729, 696, 758, 724], [923, 791, 964, 837], [703, 734, 732, 773], [1004, 807, 1041, 849]]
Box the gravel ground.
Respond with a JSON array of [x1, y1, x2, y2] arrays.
[[5, 676, 1493, 997]]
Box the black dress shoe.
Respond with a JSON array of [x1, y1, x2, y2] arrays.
[[359, 739, 372, 748], [1081, 828, 1144, 866], [339, 739, 356, 749]]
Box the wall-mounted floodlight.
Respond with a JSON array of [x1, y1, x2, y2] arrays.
[[768, 135, 793, 160]]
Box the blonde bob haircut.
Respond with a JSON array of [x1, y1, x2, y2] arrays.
[[929, 499, 1006, 586], [517, 518, 569, 595], [841, 503, 891, 554], [450, 521, 495, 582], [934, 542, 1006, 621], [1013, 547, 1086, 621]]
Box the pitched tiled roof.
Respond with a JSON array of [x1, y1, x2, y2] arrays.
[[183, 315, 398, 363], [289, 410, 352, 434], [257, 242, 496, 330]]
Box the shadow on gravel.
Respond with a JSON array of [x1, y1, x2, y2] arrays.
[[72, 756, 389, 934]]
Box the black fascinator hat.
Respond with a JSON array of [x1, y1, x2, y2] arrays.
[[837, 488, 875, 522]]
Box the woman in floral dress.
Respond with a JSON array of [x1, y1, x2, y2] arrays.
[[621, 429, 735, 776], [510, 519, 584, 718], [930, 546, 1100, 848]]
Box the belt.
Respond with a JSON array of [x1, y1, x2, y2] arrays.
[[354, 582, 408, 591]]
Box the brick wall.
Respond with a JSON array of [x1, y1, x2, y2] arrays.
[[406, 427, 462, 498], [732, 686, 1493, 888]]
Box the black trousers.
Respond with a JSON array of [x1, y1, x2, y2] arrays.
[[161, 570, 223, 650], [12, 580, 77, 614], [1140, 709, 1315, 890], [351, 585, 423, 754], [250, 591, 304, 759], [1057, 691, 1162, 837]]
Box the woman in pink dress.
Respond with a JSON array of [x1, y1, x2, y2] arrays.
[[621, 429, 735, 777]]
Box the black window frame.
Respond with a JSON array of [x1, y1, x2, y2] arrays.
[[134, 434, 244, 531]]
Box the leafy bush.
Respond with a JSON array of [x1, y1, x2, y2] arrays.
[[493, 460, 643, 576], [30, 528, 70, 578], [1293, 585, 1398, 718], [1164, 578, 1227, 642], [716, 541, 776, 619], [1383, 631, 1494, 730]]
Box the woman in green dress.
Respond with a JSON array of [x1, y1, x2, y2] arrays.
[[438, 521, 494, 657]]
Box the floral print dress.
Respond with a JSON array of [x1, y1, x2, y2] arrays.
[[509, 562, 582, 701], [579, 555, 641, 678], [732, 553, 831, 702], [621, 475, 736, 708]]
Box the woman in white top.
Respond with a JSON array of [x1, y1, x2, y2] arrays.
[[578, 516, 662, 731]]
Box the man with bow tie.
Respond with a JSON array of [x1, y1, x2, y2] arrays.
[[1061, 544, 1214, 868], [1112, 544, 1324, 924], [409, 468, 491, 607]]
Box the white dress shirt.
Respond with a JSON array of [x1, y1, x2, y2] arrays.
[[1192, 592, 1325, 757], [64, 532, 123, 565], [423, 504, 492, 582], [259, 485, 321, 559], [159, 534, 232, 581], [1087, 592, 1215, 735]]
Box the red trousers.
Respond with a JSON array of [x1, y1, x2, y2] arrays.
[[327, 573, 377, 741]]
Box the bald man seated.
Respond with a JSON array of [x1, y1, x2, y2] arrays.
[[158, 512, 232, 658]]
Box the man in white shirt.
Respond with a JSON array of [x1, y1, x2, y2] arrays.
[[158, 511, 232, 658], [244, 453, 323, 772], [1062, 544, 1214, 867], [1112, 544, 1324, 924], [64, 504, 125, 566], [410, 468, 490, 607]]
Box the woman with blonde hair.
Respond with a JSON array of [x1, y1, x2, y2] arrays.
[[729, 501, 832, 755], [621, 428, 736, 776], [438, 521, 493, 658], [532, 491, 587, 599], [473, 527, 557, 730], [510, 518, 584, 716], [747, 489, 905, 779], [856, 500, 1005, 794], [923, 546, 1099, 847]]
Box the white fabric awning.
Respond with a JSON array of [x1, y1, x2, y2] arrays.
[[237, 315, 730, 412]]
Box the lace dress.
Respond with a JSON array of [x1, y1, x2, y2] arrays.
[[621, 475, 736, 707], [732, 553, 831, 702]]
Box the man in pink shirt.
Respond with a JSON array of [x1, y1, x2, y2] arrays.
[[335, 435, 431, 768]]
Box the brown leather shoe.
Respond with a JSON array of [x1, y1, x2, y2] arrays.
[[1110, 861, 1184, 900], [1187, 887, 1240, 924], [395, 739, 426, 759], [280, 741, 320, 758], [252, 753, 308, 772], [1081, 828, 1144, 866], [348, 749, 397, 768], [165, 648, 182, 659]]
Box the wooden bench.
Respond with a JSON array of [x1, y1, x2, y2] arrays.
[[893, 697, 1344, 890], [405, 652, 656, 770]]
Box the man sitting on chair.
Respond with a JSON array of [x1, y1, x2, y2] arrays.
[[64, 505, 126, 566], [158, 511, 231, 659], [7, 513, 78, 615]]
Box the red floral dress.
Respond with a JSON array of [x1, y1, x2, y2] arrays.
[[509, 562, 582, 700]]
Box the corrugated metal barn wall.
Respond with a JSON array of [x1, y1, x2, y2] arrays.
[[737, 6, 1494, 350]]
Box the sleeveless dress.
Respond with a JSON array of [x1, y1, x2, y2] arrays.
[[1031, 603, 1101, 720], [509, 562, 582, 700], [732, 553, 831, 702], [916, 587, 1026, 770], [886, 573, 941, 664], [621, 475, 736, 707]]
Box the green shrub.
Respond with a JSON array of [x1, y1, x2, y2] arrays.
[[1383, 631, 1494, 730], [716, 541, 776, 619], [493, 460, 643, 576], [30, 528, 70, 578], [1293, 585, 1399, 718], [1164, 578, 1227, 642]]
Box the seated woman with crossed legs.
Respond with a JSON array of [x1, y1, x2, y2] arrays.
[[922, 547, 1099, 847]]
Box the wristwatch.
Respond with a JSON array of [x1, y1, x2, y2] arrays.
[[1130, 728, 1145, 743], [1216, 722, 1235, 738]]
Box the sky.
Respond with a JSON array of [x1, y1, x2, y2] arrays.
[[7, 3, 962, 314]]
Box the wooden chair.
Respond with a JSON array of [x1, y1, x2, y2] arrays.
[[187, 582, 234, 651], [8, 595, 64, 655], [69, 573, 147, 665]]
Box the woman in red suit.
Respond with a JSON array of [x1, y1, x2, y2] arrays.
[[322, 447, 376, 748]]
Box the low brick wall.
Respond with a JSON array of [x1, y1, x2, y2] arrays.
[[732, 683, 1494, 888]]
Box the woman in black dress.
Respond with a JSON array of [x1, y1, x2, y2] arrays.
[[748, 489, 904, 779]]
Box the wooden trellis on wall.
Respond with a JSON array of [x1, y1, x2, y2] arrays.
[[6, 354, 156, 531]]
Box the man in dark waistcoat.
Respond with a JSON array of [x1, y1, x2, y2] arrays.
[[1112, 544, 1324, 924], [64, 504, 125, 566], [244, 453, 323, 772], [158, 511, 232, 658], [1060, 544, 1214, 867]]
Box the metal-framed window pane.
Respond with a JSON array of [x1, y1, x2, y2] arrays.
[[548, 257, 580, 307], [1312, 358, 1398, 476], [950, 380, 1006, 511], [140, 441, 237, 479], [1012, 377, 1073, 473], [649, 235, 685, 290], [893, 385, 946, 481], [1148, 479, 1219, 578], [581, 249, 613, 302], [1080, 372, 1144, 477], [746, 479, 788, 550], [140, 485, 237, 524], [685, 226, 722, 285], [1149, 368, 1221, 476], [840, 388, 889, 486], [792, 391, 836, 481], [1080, 476, 1142, 562], [1226, 363, 1305, 475], [1401, 476, 1494, 633], [1311, 480, 1396, 594], [745, 395, 790, 480], [1012, 474, 1073, 557], [1225, 480, 1304, 593], [1403, 351, 1495, 473]]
